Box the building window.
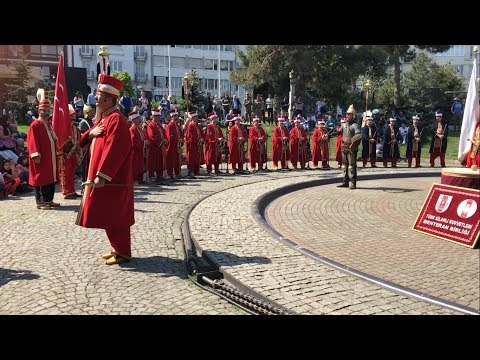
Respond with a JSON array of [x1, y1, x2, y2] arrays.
[[437, 46, 465, 57], [190, 58, 203, 70], [193, 45, 202, 50], [220, 80, 229, 93], [224, 45, 233, 52], [204, 59, 214, 70], [208, 45, 218, 51], [111, 61, 123, 72], [171, 57, 185, 68], [154, 76, 166, 88], [220, 60, 228, 71], [171, 77, 182, 89], [457, 65, 464, 75], [135, 63, 144, 76]]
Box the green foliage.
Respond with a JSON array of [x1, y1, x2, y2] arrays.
[[231, 45, 389, 112], [150, 100, 160, 111], [176, 70, 207, 118], [376, 53, 464, 111], [111, 71, 135, 99], [4, 58, 33, 123]]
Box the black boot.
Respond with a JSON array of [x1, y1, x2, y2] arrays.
[[350, 181, 356, 190], [337, 182, 349, 188]]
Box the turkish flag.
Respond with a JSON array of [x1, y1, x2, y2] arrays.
[[52, 54, 72, 149]]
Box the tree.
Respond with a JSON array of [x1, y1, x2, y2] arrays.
[[230, 45, 389, 112], [381, 45, 452, 107], [375, 53, 464, 118], [4, 58, 33, 123], [176, 70, 206, 118], [111, 70, 135, 100]]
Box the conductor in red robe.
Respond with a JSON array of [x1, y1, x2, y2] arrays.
[[27, 89, 59, 210], [290, 116, 308, 169], [76, 74, 134, 265], [248, 116, 266, 171]]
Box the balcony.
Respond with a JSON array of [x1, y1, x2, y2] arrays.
[[86, 70, 95, 80], [135, 74, 149, 82], [79, 48, 94, 57], [134, 51, 148, 61]]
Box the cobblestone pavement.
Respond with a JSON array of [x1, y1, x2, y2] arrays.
[[0, 161, 472, 315], [266, 177, 479, 311], [188, 165, 470, 315]]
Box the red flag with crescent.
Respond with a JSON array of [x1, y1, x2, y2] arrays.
[[52, 54, 72, 149]]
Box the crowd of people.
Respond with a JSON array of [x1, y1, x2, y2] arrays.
[[2, 77, 479, 265]]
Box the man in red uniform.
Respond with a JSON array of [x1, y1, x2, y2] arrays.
[[228, 115, 245, 174], [205, 111, 224, 175], [27, 89, 60, 210], [76, 74, 134, 265], [129, 110, 148, 184], [146, 108, 167, 182], [312, 120, 330, 169], [248, 116, 266, 172], [466, 113, 480, 171], [166, 109, 183, 180], [290, 116, 308, 169], [59, 104, 82, 199], [272, 115, 290, 170], [185, 111, 203, 177]]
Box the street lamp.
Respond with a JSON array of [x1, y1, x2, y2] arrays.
[[183, 72, 191, 113], [288, 69, 295, 119]]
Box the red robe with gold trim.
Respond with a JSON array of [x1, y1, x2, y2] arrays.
[[249, 125, 266, 168], [185, 121, 202, 174], [77, 109, 134, 229], [59, 124, 81, 195], [205, 122, 224, 166], [27, 117, 58, 187], [130, 124, 146, 182], [290, 126, 308, 168], [466, 121, 480, 168], [272, 125, 290, 167], [312, 126, 329, 167]]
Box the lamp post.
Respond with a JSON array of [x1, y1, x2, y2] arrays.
[[288, 69, 295, 119], [183, 72, 191, 114], [364, 79, 371, 116]]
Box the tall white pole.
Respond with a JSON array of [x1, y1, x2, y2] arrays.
[[168, 45, 172, 97], [217, 45, 221, 98]]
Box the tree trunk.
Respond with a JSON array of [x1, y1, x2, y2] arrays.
[[393, 46, 401, 108]]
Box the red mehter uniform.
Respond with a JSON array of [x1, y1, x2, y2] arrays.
[[272, 116, 290, 169], [76, 74, 134, 260], [59, 122, 81, 197], [165, 110, 182, 178], [185, 113, 203, 175], [147, 116, 167, 180], [129, 112, 147, 182], [27, 116, 58, 187], [312, 122, 329, 168], [466, 121, 480, 169], [248, 121, 266, 170], [228, 120, 245, 171], [290, 123, 308, 168], [335, 123, 343, 167], [205, 113, 224, 173]]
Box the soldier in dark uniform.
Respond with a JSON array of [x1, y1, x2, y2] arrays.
[[406, 115, 424, 168], [382, 117, 401, 167], [361, 115, 377, 168], [429, 111, 449, 167], [336, 105, 362, 189]]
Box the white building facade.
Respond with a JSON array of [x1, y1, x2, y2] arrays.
[[69, 44, 247, 104]]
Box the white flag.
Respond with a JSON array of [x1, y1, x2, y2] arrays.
[[458, 57, 479, 163]]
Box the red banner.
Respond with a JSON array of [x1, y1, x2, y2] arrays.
[[413, 183, 480, 248], [52, 54, 72, 149]]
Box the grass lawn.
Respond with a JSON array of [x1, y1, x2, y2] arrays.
[[18, 123, 462, 162]]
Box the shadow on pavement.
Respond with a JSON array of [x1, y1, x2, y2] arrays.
[[53, 205, 80, 212], [201, 250, 271, 266], [118, 256, 188, 279], [0, 268, 40, 287], [356, 187, 419, 193]]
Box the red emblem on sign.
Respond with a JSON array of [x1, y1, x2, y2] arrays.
[[435, 194, 453, 213]]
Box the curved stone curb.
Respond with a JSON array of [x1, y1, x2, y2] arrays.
[[253, 172, 478, 315], [188, 169, 463, 314]]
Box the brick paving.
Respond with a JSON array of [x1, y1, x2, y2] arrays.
[[188, 165, 471, 315], [0, 160, 474, 315], [266, 177, 479, 311]]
